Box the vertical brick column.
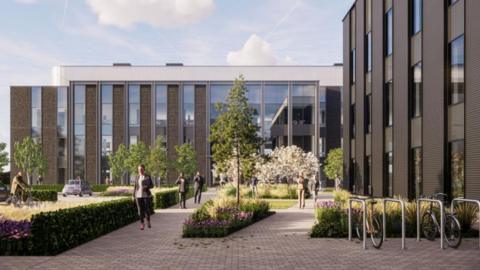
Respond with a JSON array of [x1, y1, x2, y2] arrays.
[[10, 87, 31, 179], [85, 85, 98, 184], [167, 85, 180, 183], [42, 87, 57, 184], [195, 85, 207, 182]]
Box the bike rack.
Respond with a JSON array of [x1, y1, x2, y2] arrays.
[[348, 198, 367, 249], [451, 197, 480, 249], [382, 198, 406, 249], [417, 198, 445, 249]]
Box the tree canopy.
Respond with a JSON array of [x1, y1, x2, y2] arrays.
[[323, 148, 343, 190], [13, 137, 47, 185]]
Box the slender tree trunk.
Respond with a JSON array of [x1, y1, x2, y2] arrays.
[[27, 172, 31, 186]]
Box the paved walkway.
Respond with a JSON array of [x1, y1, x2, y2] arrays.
[[1, 190, 479, 270]]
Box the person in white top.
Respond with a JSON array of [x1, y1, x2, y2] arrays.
[[133, 164, 154, 230]]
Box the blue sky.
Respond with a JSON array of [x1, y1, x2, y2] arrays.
[[0, 0, 354, 170]]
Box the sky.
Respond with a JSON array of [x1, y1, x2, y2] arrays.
[[0, 0, 354, 170]]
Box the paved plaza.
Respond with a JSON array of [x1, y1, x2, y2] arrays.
[[1, 190, 479, 270]]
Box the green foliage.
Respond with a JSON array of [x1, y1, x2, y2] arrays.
[[30, 190, 57, 202], [311, 207, 348, 238], [31, 184, 64, 192], [455, 202, 479, 232], [108, 144, 129, 182], [333, 189, 351, 208], [13, 137, 47, 185], [148, 136, 168, 181], [209, 75, 261, 178], [218, 184, 298, 199], [0, 142, 9, 173], [174, 143, 197, 179], [323, 148, 343, 190], [126, 141, 150, 176], [152, 186, 206, 209]]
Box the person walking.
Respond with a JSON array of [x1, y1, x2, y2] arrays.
[[296, 173, 306, 209], [193, 171, 204, 204], [176, 173, 188, 209], [250, 175, 258, 198], [133, 164, 154, 230], [308, 176, 320, 207]]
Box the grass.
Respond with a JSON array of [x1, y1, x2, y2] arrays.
[[266, 200, 297, 209]]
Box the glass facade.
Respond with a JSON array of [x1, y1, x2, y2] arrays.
[[264, 84, 288, 154], [366, 32, 372, 72], [412, 0, 423, 35], [385, 81, 393, 127], [155, 84, 167, 141], [247, 84, 261, 129], [31, 86, 42, 141], [292, 84, 315, 152], [448, 35, 464, 105], [365, 94, 372, 133], [412, 63, 422, 117], [74, 85, 86, 180], [183, 84, 195, 144], [385, 151, 393, 197], [386, 8, 393, 56], [101, 85, 113, 183], [128, 85, 140, 145], [412, 147, 423, 198], [210, 84, 232, 125], [57, 87, 67, 184]]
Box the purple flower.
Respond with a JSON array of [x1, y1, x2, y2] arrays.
[[316, 201, 339, 209], [0, 218, 31, 240]]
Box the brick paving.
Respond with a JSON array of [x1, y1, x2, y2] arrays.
[[1, 190, 479, 270]]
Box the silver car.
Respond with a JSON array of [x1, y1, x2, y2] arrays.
[[0, 184, 9, 201], [62, 180, 93, 197]]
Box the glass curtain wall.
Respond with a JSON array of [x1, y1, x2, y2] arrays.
[[292, 84, 315, 153], [57, 87, 67, 183], [183, 84, 195, 144], [31, 87, 42, 142], [264, 84, 288, 154], [155, 84, 167, 143], [74, 85, 86, 180], [128, 85, 140, 145], [101, 85, 113, 183]]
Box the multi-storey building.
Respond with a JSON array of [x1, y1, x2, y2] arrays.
[[11, 64, 342, 186], [343, 0, 480, 199]]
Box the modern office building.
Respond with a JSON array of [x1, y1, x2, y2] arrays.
[[343, 0, 480, 199], [11, 64, 342, 185]]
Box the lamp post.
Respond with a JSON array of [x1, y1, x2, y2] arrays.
[[234, 130, 241, 206]]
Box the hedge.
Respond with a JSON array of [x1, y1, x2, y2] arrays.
[[153, 185, 207, 209], [31, 184, 128, 193], [30, 190, 57, 202], [0, 198, 138, 255]]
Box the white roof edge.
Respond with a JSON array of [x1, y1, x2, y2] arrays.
[[52, 65, 343, 87]]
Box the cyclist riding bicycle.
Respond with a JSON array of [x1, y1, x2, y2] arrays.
[[10, 171, 29, 201]]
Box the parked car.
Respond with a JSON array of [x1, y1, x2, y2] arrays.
[[0, 183, 10, 202], [62, 180, 93, 197]]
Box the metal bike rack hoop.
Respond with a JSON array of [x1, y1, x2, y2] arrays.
[[382, 198, 406, 249], [417, 198, 445, 249], [451, 197, 480, 249], [348, 198, 367, 250]]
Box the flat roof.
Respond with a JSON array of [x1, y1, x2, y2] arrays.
[[52, 65, 343, 87]]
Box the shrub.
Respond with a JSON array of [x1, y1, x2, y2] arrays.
[[30, 190, 57, 202], [31, 184, 64, 193], [333, 189, 351, 208], [100, 186, 134, 197], [153, 185, 207, 209], [311, 202, 347, 238], [455, 202, 479, 233]]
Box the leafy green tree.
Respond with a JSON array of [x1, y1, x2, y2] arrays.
[[323, 148, 343, 191], [148, 136, 168, 185], [108, 144, 129, 184], [13, 137, 47, 185], [209, 75, 261, 181], [0, 142, 9, 173], [174, 143, 197, 180], [126, 141, 150, 176]]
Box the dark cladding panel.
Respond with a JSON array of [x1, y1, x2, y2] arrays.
[[371, 0, 384, 197], [194, 85, 207, 181], [167, 84, 180, 182], [465, 0, 480, 199], [343, 12, 351, 190], [10, 87, 31, 179], [355, 0, 365, 194], [140, 84, 152, 146], [423, 0, 446, 195], [392, 0, 409, 197], [85, 85, 98, 184], [42, 87, 57, 184], [326, 87, 342, 152]]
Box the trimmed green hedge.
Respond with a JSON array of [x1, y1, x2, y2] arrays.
[[0, 198, 138, 255], [153, 185, 207, 209], [31, 184, 64, 192], [30, 190, 57, 202]]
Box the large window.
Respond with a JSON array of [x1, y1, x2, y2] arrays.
[[74, 85, 85, 180], [448, 35, 464, 105], [247, 84, 261, 128], [350, 49, 356, 83], [292, 84, 315, 153], [365, 94, 372, 133], [31, 87, 42, 141], [411, 62, 422, 117], [449, 140, 464, 198], [385, 151, 393, 197], [412, 0, 423, 35], [183, 84, 195, 145], [366, 32, 372, 72], [350, 104, 356, 138], [365, 156, 372, 195], [128, 85, 140, 145], [155, 84, 167, 141], [264, 84, 288, 153], [411, 147, 423, 198], [210, 84, 232, 125], [57, 87, 67, 184], [101, 85, 113, 183], [386, 8, 393, 56], [385, 81, 393, 127]]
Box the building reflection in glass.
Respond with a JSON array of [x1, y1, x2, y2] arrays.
[[292, 84, 315, 152], [264, 84, 288, 154]]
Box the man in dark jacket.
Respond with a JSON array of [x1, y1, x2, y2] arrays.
[[175, 173, 188, 209], [193, 171, 204, 204], [133, 164, 154, 230]]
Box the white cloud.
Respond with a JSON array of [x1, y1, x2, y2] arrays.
[[227, 34, 295, 66], [14, 0, 38, 4], [86, 0, 215, 29]]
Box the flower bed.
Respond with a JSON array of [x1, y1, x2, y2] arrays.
[[183, 198, 273, 238], [0, 198, 138, 255], [219, 184, 303, 199]]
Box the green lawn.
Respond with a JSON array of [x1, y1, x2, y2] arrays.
[[267, 200, 297, 209]]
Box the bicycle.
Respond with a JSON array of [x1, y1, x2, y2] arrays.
[[420, 193, 462, 248], [352, 198, 383, 249], [6, 189, 41, 208]]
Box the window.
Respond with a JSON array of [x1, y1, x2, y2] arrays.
[[210, 84, 232, 125], [411, 147, 423, 198], [74, 85, 86, 180], [365, 94, 372, 133], [411, 62, 422, 117], [292, 84, 315, 153], [57, 87, 67, 138], [448, 35, 464, 105], [449, 140, 464, 198], [350, 104, 356, 138], [31, 87, 42, 140], [247, 84, 261, 128], [101, 85, 113, 183], [412, 0, 423, 35], [155, 85, 167, 140], [366, 32, 372, 72], [183, 84, 195, 145], [264, 84, 288, 153], [365, 156, 372, 195], [449, 0, 459, 5], [350, 49, 356, 83], [386, 9, 393, 56], [385, 81, 393, 127], [385, 151, 393, 196], [128, 85, 140, 126]]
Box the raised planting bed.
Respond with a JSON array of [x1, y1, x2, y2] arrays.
[[182, 198, 274, 238]]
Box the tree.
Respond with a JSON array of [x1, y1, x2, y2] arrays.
[[13, 137, 47, 185], [148, 136, 168, 186], [126, 141, 150, 176], [0, 142, 9, 173], [174, 143, 197, 180], [209, 75, 261, 180], [108, 144, 129, 184], [323, 148, 343, 191]]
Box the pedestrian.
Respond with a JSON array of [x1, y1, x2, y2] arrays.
[[133, 164, 154, 230], [250, 175, 258, 198], [308, 176, 320, 206], [193, 171, 204, 204], [219, 172, 226, 187], [296, 173, 305, 209], [176, 173, 188, 209]]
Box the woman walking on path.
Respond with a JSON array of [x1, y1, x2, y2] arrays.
[[133, 164, 154, 230], [176, 173, 188, 209], [296, 174, 305, 209]]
